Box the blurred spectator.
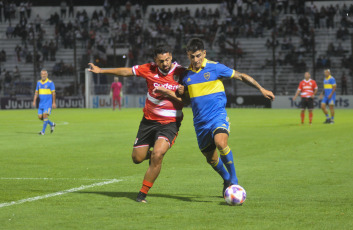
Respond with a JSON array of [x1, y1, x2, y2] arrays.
[[15, 45, 22, 62], [0, 1, 3, 23], [26, 51, 32, 63], [49, 40, 57, 61], [326, 42, 335, 56], [60, 0, 67, 18], [0, 49, 6, 62], [26, 1, 32, 18], [68, 0, 74, 18], [34, 14, 42, 32], [13, 66, 20, 81], [6, 24, 14, 38]]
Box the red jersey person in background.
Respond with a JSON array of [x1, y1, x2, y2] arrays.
[[293, 72, 318, 124], [110, 77, 122, 110], [88, 44, 185, 203]]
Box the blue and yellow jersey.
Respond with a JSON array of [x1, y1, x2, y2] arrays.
[[323, 75, 336, 97], [182, 58, 235, 125], [35, 79, 55, 108]]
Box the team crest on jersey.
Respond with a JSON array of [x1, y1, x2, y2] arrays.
[[204, 72, 210, 80], [187, 78, 191, 82], [45, 85, 48, 88]]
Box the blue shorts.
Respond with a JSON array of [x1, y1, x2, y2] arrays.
[[38, 107, 52, 115], [195, 117, 230, 152], [321, 95, 335, 105]]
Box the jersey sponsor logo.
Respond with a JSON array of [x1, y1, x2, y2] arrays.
[[204, 72, 210, 80], [153, 82, 179, 90]]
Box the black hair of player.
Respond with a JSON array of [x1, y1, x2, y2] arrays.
[[153, 44, 173, 57], [186, 38, 205, 53]]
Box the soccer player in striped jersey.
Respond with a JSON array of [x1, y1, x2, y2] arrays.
[[319, 69, 336, 124], [32, 69, 56, 135], [293, 72, 318, 125], [88, 45, 185, 203], [155, 38, 274, 196]]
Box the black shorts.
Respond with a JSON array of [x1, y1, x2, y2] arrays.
[[133, 117, 181, 149], [301, 97, 314, 109]]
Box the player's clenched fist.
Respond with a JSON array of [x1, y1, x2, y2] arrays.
[[88, 63, 102, 73]]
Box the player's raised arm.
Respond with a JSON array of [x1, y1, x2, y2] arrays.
[[88, 63, 134, 76], [233, 70, 275, 101]]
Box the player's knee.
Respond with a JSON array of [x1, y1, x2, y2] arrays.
[[215, 140, 228, 150], [151, 149, 165, 163], [38, 115, 43, 120], [131, 153, 144, 164]]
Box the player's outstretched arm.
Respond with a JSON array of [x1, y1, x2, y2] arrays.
[[233, 71, 275, 100], [88, 63, 134, 76]]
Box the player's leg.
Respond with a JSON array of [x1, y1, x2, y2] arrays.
[[136, 121, 180, 202], [308, 98, 314, 124], [40, 113, 49, 134], [112, 96, 116, 110], [202, 146, 231, 196], [132, 146, 151, 164], [300, 98, 305, 124], [117, 96, 121, 110], [321, 100, 330, 123], [214, 132, 238, 185], [329, 104, 335, 124], [132, 118, 156, 164], [137, 138, 169, 203]]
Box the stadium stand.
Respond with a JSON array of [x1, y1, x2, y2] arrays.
[[0, 0, 352, 97]]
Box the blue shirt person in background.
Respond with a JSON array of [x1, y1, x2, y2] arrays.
[[319, 69, 336, 124], [32, 69, 56, 135]]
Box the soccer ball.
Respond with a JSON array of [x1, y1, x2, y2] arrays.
[[224, 185, 246, 206]]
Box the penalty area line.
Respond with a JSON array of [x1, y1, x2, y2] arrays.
[[0, 179, 123, 208]]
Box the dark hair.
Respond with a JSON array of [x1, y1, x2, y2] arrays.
[[153, 44, 173, 57], [186, 38, 205, 53]]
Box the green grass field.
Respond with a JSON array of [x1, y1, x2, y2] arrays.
[[0, 108, 352, 230]]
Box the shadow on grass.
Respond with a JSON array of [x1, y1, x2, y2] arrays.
[[76, 191, 212, 203]]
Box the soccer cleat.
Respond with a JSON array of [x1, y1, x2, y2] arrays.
[[330, 120, 334, 124], [38, 131, 45, 135], [323, 118, 331, 124], [51, 123, 56, 133], [223, 180, 232, 197], [136, 191, 147, 203]]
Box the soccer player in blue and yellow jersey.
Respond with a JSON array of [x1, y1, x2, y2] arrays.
[[32, 70, 56, 135], [181, 38, 274, 195], [156, 38, 275, 196], [319, 69, 336, 124]]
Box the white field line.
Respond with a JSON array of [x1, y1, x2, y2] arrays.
[[0, 179, 122, 208], [0, 177, 116, 181]]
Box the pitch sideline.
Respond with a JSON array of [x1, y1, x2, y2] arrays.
[[0, 179, 123, 208]]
